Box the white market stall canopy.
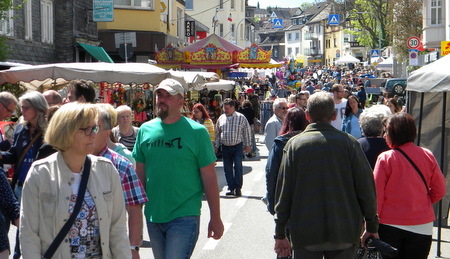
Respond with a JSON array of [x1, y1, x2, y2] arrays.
[[335, 54, 361, 64], [408, 54, 450, 93], [168, 71, 220, 90], [376, 56, 393, 70], [0, 62, 179, 86], [194, 79, 235, 91]]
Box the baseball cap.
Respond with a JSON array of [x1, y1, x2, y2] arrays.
[[156, 78, 184, 96], [246, 88, 255, 93]]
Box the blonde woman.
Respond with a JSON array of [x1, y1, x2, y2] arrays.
[[20, 103, 130, 258]]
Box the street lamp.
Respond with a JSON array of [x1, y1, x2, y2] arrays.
[[235, 17, 256, 47]]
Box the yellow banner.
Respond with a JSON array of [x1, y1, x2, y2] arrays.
[[441, 41, 450, 56]]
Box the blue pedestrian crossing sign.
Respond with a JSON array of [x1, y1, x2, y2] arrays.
[[328, 14, 339, 25], [370, 49, 380, 58], [273, 19, 283, 29]]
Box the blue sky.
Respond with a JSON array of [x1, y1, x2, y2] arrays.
[[247, 0, 312, 9]]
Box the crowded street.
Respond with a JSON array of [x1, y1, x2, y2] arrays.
[[6, 134, 450, 259]]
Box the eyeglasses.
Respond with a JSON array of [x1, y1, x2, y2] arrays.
[[278, 107, 288, 110], [20, 105, 32, 111], [1, 102, 14, 114], [79, 125, 99, 136]]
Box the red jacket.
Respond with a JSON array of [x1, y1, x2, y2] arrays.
[[374, 142, 446, 225]]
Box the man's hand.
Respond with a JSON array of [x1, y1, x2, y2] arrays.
[[244, 146, 251, 154], [274, 238, 291, 257], [361, 231, 379, 247], [207, 217, 224, 239]]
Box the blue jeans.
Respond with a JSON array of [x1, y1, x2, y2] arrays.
[[147, 216, 200, 259], [222, 143, 243, 190]]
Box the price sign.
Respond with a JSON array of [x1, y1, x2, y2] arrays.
[[407, 36, 420, 49]]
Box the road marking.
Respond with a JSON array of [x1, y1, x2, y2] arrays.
[[235, 191, 252, 207], [202, 222, 232, 250], [253, 170, 264, 181]]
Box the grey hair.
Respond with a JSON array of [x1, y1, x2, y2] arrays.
[[306, 92, 334, 122], [0, 91, 18, 107], [97, 104, 113, 130], [359, 105, 392, 137], [19, 91, 49, 131], [273, 98, 287, 111], [116, 105, 132, 115]]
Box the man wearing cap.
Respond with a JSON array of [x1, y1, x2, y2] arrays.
[[133, 78, 224, 259], [246, 87, 260, 119]]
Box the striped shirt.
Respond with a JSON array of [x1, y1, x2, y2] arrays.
[[215, 111, 252, 148], [111, 126, 139, 151], [99, 147, 148, 206]]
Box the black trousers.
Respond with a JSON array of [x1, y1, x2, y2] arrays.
[[378, 224, 432, 259]]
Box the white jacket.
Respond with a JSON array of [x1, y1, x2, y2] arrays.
[[20, 152, 131, 259]]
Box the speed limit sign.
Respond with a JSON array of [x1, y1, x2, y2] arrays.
[[407, 36, 420, 49]]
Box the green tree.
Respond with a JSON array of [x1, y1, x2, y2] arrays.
[[390, 0, 422, 62], [349, 0, 391, 49]]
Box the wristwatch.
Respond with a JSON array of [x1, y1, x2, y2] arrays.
[[131, 245, 140, 252], [273, 235, 286, 240]]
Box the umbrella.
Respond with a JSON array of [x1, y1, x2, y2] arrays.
[[335, 54, 360, 64], [0, 62, 175, 86], [376, 56, 393, 70]]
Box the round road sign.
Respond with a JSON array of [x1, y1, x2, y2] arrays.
[[407, 37, 420, 49]]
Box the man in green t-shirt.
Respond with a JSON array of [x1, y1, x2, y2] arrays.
[[133, 78, 224, 259]]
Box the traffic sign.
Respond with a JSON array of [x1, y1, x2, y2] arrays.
[[409, 49, 418, 65], [273, 19, 283, 29], [370, 49, 379, 58], [407, 36, 420, 49], [328, 14, 339, 25]]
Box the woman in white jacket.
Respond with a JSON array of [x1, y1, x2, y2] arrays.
[[20, 102, 131, 259]]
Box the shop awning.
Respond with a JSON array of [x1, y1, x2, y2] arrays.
[[78, 43, 114, 63]]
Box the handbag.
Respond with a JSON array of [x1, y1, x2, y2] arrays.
[[253, 118, 261, 133], [395, 148, 429, 193], [42, 156, 91, 259]]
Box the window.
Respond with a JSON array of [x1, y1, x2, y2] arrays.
[[185, 0, 193, 10], [287, 33, 291, 41], [295, 32, 299, 40], [431, 0, 442, 25], [0, 9, 14, 36], [230, 0, 234, 9], [334, 38, 337, 47], [114, 0, 153, 9], [287, 47, 292, 55], [177, 7, 183, 38], [219, 24, 223, 37], [25, 0, 32, 40], [41, 0, 53, 43], [292, 19, 297, 25], [344, 37, 349, 43], [231, 24, 235, 38], [295, 47, 299, 55], [219, 0, 223, 9]]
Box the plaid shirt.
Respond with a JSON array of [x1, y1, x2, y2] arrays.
[[99, 147, 148, 206]]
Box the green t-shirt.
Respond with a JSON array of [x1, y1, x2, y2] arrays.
[[133, 116, 216, 223]]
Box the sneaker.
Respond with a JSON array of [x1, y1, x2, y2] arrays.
[[226, 190, 235, 196], [235, 189, 242, 197]]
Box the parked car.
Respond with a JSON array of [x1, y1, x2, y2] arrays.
[[381, 78, 407, 98]]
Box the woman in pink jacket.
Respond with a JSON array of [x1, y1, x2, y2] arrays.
[[374, 113, 446, 259]]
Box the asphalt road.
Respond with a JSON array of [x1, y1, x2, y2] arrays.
[[8, 134, 450, 258]]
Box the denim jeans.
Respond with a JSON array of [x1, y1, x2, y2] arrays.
[[147, 216, 200, 259], [222, 143, 243, 191]]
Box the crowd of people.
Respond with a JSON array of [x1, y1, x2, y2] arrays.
[[0, 68, 446, 259]]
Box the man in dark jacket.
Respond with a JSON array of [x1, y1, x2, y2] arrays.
[[273, 92, 379, 258]]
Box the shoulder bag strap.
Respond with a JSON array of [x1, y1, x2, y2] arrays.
[[395, 148, 429, 193], [42, 156, 91, 259], [17, 131, 42, 168]]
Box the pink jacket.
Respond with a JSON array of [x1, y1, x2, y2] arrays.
[[374, 142, 446, 225]]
